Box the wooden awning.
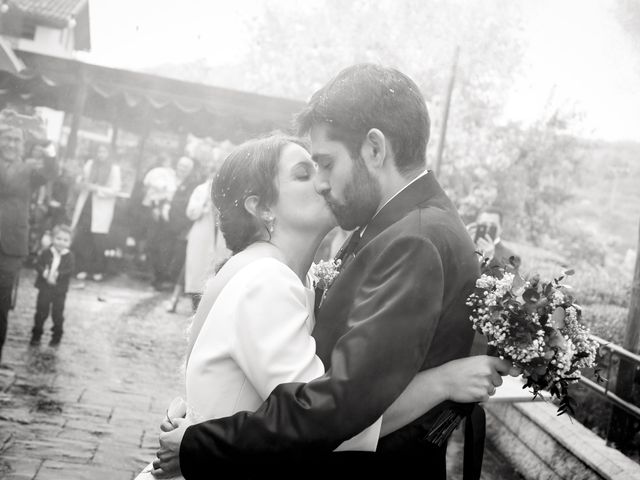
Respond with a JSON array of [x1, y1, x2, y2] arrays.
[[0, 48, 305, 142], [0, 38, 26, 75]]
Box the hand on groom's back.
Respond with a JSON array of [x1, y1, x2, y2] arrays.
[[151, 397, 191, 477], [152, 417, 191, 477]]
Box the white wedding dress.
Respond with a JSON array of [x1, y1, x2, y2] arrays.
[[137, 257, 381, 479]]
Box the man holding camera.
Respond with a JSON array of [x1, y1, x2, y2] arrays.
[[467, 207, 521, 272], [0, 110, 57, 366], [467, 207, 521, 356]]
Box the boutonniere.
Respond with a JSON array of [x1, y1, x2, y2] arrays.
[[310, 259, 342, 308]]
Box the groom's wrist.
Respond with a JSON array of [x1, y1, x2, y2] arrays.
[[429, 366, 452, 403]]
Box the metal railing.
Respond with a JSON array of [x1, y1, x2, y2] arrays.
[[577, 335, 640, 420]]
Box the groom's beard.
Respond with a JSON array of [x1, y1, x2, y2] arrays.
[[324, 155, 381, 231]]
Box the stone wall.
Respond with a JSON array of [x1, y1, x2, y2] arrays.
[[485, 401, 640, 480]]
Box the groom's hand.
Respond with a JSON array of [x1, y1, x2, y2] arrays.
[[151, 417, 192, 478], [441, 355, 513, 403]]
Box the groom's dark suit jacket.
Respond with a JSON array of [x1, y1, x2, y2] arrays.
[[180, 172, 480, 478]]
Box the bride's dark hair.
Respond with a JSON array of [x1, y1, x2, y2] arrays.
[[211, 133, 308, 255]]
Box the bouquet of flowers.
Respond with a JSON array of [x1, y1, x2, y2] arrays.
[[426, 258, 601, 447], [467, 258, 600, 414]]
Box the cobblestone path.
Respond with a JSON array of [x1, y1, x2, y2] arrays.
[[0, 271, 189, 479]]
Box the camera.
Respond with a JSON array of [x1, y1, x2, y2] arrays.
[[474, 223, 497, 243]]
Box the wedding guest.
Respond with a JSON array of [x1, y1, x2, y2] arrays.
[[467, 207, 521, 272], [25, 143, 55, 264], [33, 146, 72, 256], [0, 110, 56, 365], [163, 156, 199, 311], [124, 154, 175, 276], [467, 208, 520, 356], [70, 145, 122, 282], [142, 154, 177, 209], [29, 224, 75, 347], [183, 155, 230, 312], [46, 167, 72, 227]]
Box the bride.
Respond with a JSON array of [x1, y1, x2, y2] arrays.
[[138, 134, 511, 478]]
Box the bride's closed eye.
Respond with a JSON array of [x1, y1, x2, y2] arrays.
[[292, 164, 314, 181]]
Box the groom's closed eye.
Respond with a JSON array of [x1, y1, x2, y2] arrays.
[[313, 154, 333, 171]]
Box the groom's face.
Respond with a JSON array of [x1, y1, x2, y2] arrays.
[[311, 124, 381, 231]]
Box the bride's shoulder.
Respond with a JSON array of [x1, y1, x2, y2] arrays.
[[214, 253, 298, 290]]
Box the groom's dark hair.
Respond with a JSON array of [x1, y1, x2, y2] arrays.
[[296, 63, 430, 176]]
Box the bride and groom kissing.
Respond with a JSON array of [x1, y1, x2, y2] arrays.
[[140, 64, 515, 479]]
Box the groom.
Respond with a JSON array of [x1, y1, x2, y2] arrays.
[[154, 64, 485, 478]]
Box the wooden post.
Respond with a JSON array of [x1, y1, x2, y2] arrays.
[[65, 67, 88, 161], [433, 46, 460, 178], [134, 128, 150, 182], [606, 218, 640, 450], [110, 124, 119, 153], [624, 220, 640, 354]]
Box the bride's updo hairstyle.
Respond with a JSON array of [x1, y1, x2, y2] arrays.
[[211, 133, 308, 255]]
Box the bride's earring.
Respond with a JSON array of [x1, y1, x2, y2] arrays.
[[264, 213, 276, 233]]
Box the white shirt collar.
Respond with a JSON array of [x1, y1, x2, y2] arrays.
[[360, 170, 430, 237], [51, 246, 70, 256]]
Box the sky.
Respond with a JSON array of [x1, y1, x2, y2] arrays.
[[85, 0, 262, 68], [83, 0, 640, 142]]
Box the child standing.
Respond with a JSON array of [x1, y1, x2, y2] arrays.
[[30, 224, 75, 346]]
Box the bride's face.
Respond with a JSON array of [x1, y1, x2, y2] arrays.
[[269, 143, 337, 237]]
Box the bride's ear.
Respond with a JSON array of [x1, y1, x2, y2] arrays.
[[244, 195, 274, 226], [243, 195, 261, 219]]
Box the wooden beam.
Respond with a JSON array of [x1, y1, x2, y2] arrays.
[[64, 66, 87, 161], [110, 124, 119, 152]]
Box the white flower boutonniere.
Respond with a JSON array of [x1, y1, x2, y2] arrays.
[[310, 259, 342, 308]]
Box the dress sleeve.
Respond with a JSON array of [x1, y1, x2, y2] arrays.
[[231, 262, 325, 398], [232, 261, 381, 452]]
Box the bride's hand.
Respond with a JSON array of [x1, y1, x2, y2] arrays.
[[152, 417, 192, 478], [438, 355, 513, 403], [160, 397, 187, 433]]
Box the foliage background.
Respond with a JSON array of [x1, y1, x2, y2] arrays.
[[146, 0, 640, 345]]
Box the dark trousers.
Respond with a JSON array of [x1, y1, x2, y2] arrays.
[[0, 284, 11, 362], [167, 239, 187, 285], [73, 196, 108, 275], [73, 229, 108, 275], [0, 268, 18, 363], [31, 287, 67, 343], [146, 220, 174, 285]]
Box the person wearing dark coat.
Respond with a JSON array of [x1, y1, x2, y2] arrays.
[[161, 156, 199, 311], [0, 110, 56, 365], [468, 207, 521, 273]]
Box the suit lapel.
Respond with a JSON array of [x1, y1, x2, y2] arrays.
[[313, 172, 447, 359], [356, 171, 443, 254]]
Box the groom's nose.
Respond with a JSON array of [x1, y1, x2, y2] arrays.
[[314, 176, 330, 196]]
